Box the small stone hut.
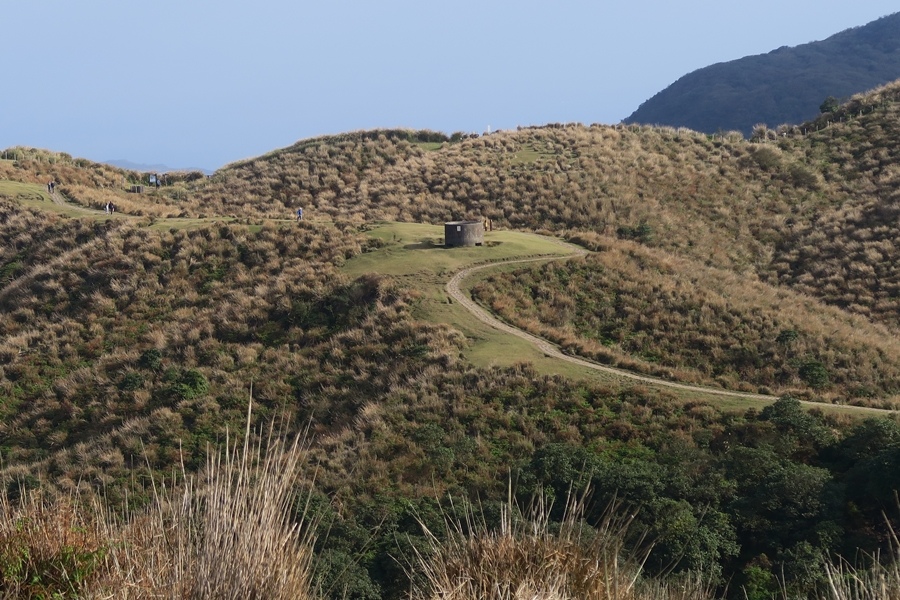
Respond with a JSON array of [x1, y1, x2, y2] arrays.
[[445, 220, 484, 247]]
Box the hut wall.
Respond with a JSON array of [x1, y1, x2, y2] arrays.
[[445, 221, 484, 247]]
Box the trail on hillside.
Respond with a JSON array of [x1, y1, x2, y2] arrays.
[[445, 242, 889, 414], [50, 189, 100, 214], [13, 190, 891, 414]]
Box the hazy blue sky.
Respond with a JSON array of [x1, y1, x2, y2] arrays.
[[4, 2, 898, 170]]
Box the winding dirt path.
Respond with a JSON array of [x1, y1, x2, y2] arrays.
[[446, 244, 891, 413]]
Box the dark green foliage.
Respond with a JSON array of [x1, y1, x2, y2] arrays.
[[138, 348, 163, 371], [616, 221, 653, 242], [285, 275, 384, 333], [798, 360, 830, 390], [624, 13, 900, 135], [0, 544, 107, 599], [459, 397, 900, 598], [118, 371, 144, 391], [163, 368, 209, 400], [759, 396, 832, 448], [836, 417, 900, 462], [4, 475, 40, 502], [820, 96, 840, 114], [776, 329, 798, 345], [838, 420, 900, 521], [0, 253, 25, 283], [740, 563, 779, 600], [315, 549, 382, 600], [786, 163, 819, 189]]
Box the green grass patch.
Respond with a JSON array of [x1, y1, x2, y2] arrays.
[[414, 142, 444, 152], [0, 181, 51, 203], [345, 222, 572, 280], [510, 146, 555, 165], [147, 217, 238, 231], [344, 222, 582, 367], [0, 181, 114, 219]]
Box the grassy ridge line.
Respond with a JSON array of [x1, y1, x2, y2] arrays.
[[0, 180, 241, 231], [448, 252, 895, 415]]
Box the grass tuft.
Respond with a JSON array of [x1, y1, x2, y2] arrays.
[[411, 487, 715, 600], [821, 514, 900, 600], [0, 403, 320, 599]]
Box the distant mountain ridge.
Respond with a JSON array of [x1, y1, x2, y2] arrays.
[[103, 158, 213, 175], [624, 12, 900, 135]]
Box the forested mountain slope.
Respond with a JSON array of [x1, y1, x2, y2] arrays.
[[624, 12, 900, 135]]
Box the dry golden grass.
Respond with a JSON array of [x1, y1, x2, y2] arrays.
[[471, 239, 900, 406], [411, 490, 716, 600], [0, 492, 108, 599], [0, 408, 319, 600], [4, 87, 900, 599]]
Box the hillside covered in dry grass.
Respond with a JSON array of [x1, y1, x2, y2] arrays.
[[1, 81, 900, 599], [180, 82, 900, 333]]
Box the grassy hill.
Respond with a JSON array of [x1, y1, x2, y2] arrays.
[[624, 12, 900, 136], [471, 241, 900, 405], [2, 84, 900, 598]]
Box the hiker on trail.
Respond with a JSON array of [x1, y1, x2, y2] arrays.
[[105, 202, 111, 214], [297, 207, 303, 221], [47, 182, 52, 194]]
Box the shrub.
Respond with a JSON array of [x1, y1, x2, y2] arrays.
[[138, 348, 163, 371], [0, 494, 107, 600], [820, 96, 840, 114], [799, 359, 830, 390], [118, 371, 144, 391], [168, 368, 209, 400], [751, 147, 781, 170], [411, 490, 714, 600]]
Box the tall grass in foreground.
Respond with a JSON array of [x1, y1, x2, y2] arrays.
[[411, 490, 716, 600], [822, 520, 900, 600], [0, 407, 319, 599], [409, 491, 900, 600], [134, 414, 319, 599], [0, 493, 109, 599]]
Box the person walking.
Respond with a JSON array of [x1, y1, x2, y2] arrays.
[[297, 207, 304, 221]]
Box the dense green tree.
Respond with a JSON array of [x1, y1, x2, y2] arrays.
[[820, 95, 840, 114], [799, 359, 830, 390]]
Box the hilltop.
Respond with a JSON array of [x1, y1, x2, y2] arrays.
[[624, 12, 900, 135], [1, 84, 900, 598]]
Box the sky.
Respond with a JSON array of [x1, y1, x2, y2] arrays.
[[3, 1, 898, 171]]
